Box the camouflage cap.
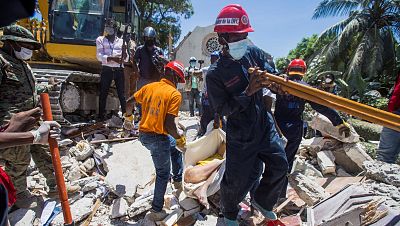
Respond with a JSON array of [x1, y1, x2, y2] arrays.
[[0, 24, 41, 50]]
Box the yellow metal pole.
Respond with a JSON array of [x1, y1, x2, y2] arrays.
[[248, 68, 400, 132]]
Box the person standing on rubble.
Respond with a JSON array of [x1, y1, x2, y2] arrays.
[[96, 18, 127, 121], [199, 51, 220, 135], [275, 59, 351, 199], [134, 26, 165, 90], [206, 5, 289, 225], [376, 72, 400, 163], [0, 25, 78, 208], [123, 61, 186, 221], [185, 57, 203, 117]]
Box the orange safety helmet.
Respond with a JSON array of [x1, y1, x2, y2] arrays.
[[287, 59, 307, 77], [214, 4, 254, 34], [165, 61, 185, 83]]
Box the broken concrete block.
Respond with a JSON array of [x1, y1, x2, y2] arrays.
[[127, 196, 153, 218], [69, 141, 94, 161], [291, 156, 323, 178], [288, 172, 330, 206], [8, 209, 36, 226], [104, 140, 154, 199], [82, 158, 95, 171], [66, 163, 82, 182], [309, 113, 359, 143], [317, 151, 336, 175], [363, 161, 400, 187], [111, 197, 129, 219], [299, 137, 325, 157], [333, 143, 373, 174], [52, 197, 93, 225], [82, 181, 100, 192], [161, 208, 183, 226], [183, 205, 201, 218]]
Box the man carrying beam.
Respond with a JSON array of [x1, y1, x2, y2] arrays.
[[275, 58, 351, 199]]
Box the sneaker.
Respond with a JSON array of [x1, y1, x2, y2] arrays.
[[15, 190, 42, 209], [47, 184, 81, 198], [251, 200, 277, 220], [145, 209, 168, 222], [224, 217, 239, 226]]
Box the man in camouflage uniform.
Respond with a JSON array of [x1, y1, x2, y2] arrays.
[[0, 25, 77, 208]]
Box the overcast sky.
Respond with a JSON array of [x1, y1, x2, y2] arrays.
[[178, 0, 346, 58]]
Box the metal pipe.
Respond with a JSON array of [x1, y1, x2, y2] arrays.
[[247, 68, 400, 132], [40, 93, 74, 225]]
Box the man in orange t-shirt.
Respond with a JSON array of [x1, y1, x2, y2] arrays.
[[123, 61, 186, 221]]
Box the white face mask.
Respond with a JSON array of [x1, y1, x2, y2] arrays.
[[228, 38, 249, 60], [104, 27, 115, 36], [14, 47, 33, 60]]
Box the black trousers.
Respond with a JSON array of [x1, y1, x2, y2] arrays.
[[99, 66, 126, 119], [189, 88, 201, 117]]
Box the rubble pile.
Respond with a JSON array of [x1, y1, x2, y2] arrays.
[[7, 112, 400, 226]]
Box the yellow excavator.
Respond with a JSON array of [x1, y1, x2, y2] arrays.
[[17, 0, 141, 124]]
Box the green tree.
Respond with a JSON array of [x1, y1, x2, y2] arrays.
[[312, 0, 400, 95], [136, 0, 194, 49]]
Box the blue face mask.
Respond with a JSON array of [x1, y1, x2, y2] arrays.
[[228, 38, 249, 60]]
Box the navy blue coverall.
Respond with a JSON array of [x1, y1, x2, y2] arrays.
[[274, 80, 343, 197], [206, 45, 289, 220]]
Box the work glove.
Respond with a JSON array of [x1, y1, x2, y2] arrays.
[[176, 136, 186, 152], [337, 121, 351, 138], [30, 121, 61, 144], [123, 114, 134, 130]]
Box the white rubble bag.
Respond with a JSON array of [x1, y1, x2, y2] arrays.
[[183, 128, 226, 198]]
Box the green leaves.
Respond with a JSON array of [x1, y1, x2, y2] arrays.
[[311, 0, 400, 96], [136, 0, 194, 50]]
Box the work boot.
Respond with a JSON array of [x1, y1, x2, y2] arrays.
[[145, 209, 168, 222], [251, 200, 277, 220], [224, 217, 239, 226], [14, 190, 42, 209], [47, 184, 81, 198], [172, 181, 182, 191]]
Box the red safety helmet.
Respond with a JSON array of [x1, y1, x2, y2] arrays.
[[214, 4, 254, 33], [165, 61, 185, 83], [287, 59, 307, 77]]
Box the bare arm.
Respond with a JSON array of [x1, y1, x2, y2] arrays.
[[165, 113, 181, 139], [0, 132, 34, 149], [126, 96, 135, 116]]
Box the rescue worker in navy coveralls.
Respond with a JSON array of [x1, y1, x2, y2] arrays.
[[206, 5, 289, 225], [275, 59, 351, 198]]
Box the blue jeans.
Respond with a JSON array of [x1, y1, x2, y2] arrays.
[[377, 127, 400, 163], [139, 133, 183, 212]]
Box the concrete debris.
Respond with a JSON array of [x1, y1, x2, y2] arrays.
[[309, 113, 360, 143], [333, 142, 373, 173], [111, 197, 129, 219], [363, 160, 400, 187], [8, 209, 36, 226], [106, 115, 123, 128], [127, 195, 153, 218], [81, 157, 95, 171], [52, 197, 94, 225], [66, 162, 82, 182], [161, 208, 183, 226], [291, 156, 323, 178], [317, 151, 336, 175], [178, 119, 199, 131], [288, 172, 330, 206], [193, 215, 225, 226], [103, 140, 155, 199], [336, 167, 352, 177], [69, 141, 94, 161]]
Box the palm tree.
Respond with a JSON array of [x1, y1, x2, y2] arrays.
[[312, 0, 400, 95]]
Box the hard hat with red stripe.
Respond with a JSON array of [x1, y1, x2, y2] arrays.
[[214, 4, 254, 34], [165, 61, 185, 83], [288, 59, 307, 77]]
